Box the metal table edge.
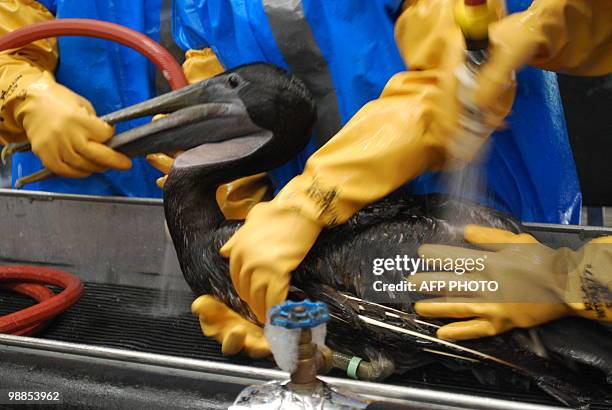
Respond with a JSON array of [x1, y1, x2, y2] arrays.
[[0, 334, 565, 410], [0, 189, 163, 206], [1, 189, 609, 234]]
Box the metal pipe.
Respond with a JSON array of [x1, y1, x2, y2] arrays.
[[331, 351, 394, 381]]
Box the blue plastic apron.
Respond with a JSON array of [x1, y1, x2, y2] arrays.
[[173, 0, 580, 223], [12, 0, 164, 197]]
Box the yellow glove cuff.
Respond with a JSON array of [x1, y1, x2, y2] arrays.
[[243, 197, 324, 242], [564, 237, 612, 321], [0, 67, 53, 141], [0, 0, 58, 142]]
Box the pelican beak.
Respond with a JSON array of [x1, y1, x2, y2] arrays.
[[105, 73, 269, 159]]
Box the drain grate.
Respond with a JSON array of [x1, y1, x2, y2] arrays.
[[1, 282, 271, 367]]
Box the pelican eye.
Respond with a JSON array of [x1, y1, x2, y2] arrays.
[[227, 74, 240, 89]]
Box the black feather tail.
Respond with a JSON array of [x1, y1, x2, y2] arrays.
[[300, 284, 597, 408]]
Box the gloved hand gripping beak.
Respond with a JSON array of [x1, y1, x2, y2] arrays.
[[9, 74, 249, 187]]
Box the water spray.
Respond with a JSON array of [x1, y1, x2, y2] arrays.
[[448, 0, 500, 166], [441, 0, 503, 225]]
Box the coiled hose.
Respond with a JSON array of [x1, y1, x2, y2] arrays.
[[0, 19, 188, 336], [0, 266, 83, 335]]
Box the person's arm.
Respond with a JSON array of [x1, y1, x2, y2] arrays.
[[0, 0, 58, 145], [0, 0, 131, 177], [474, 0, 612, 111], [220, 0, 514, 324], [413, 226, 611, 341]]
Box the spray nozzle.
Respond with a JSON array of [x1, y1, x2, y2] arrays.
[[454, 0, 501, 51]]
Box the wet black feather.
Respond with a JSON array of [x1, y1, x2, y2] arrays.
[[164, 63, 612, 408]]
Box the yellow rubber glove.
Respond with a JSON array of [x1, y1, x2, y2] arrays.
[[191, 294, 270, 358], [474, 0, 612, 111], [0, 0, 57, 146], [182, 48, 225, 84], [147, 150, 270, 219], [220, 0, 513, 324], [215, 173, 273, 220], [18, 73, 131, 177], [220, 202, 322, 324], [146, 152, 175, 189], [0, 1, 131, 177], [413, 225, 612, 341]]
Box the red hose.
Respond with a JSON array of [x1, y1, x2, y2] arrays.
[[0, 19, 188, 90], [0, 20, 188, 337], [0, 283, 55, 336], [0, 266, 84, 335]]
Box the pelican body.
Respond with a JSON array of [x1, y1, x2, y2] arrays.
[[108, 63, 612, 408]]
